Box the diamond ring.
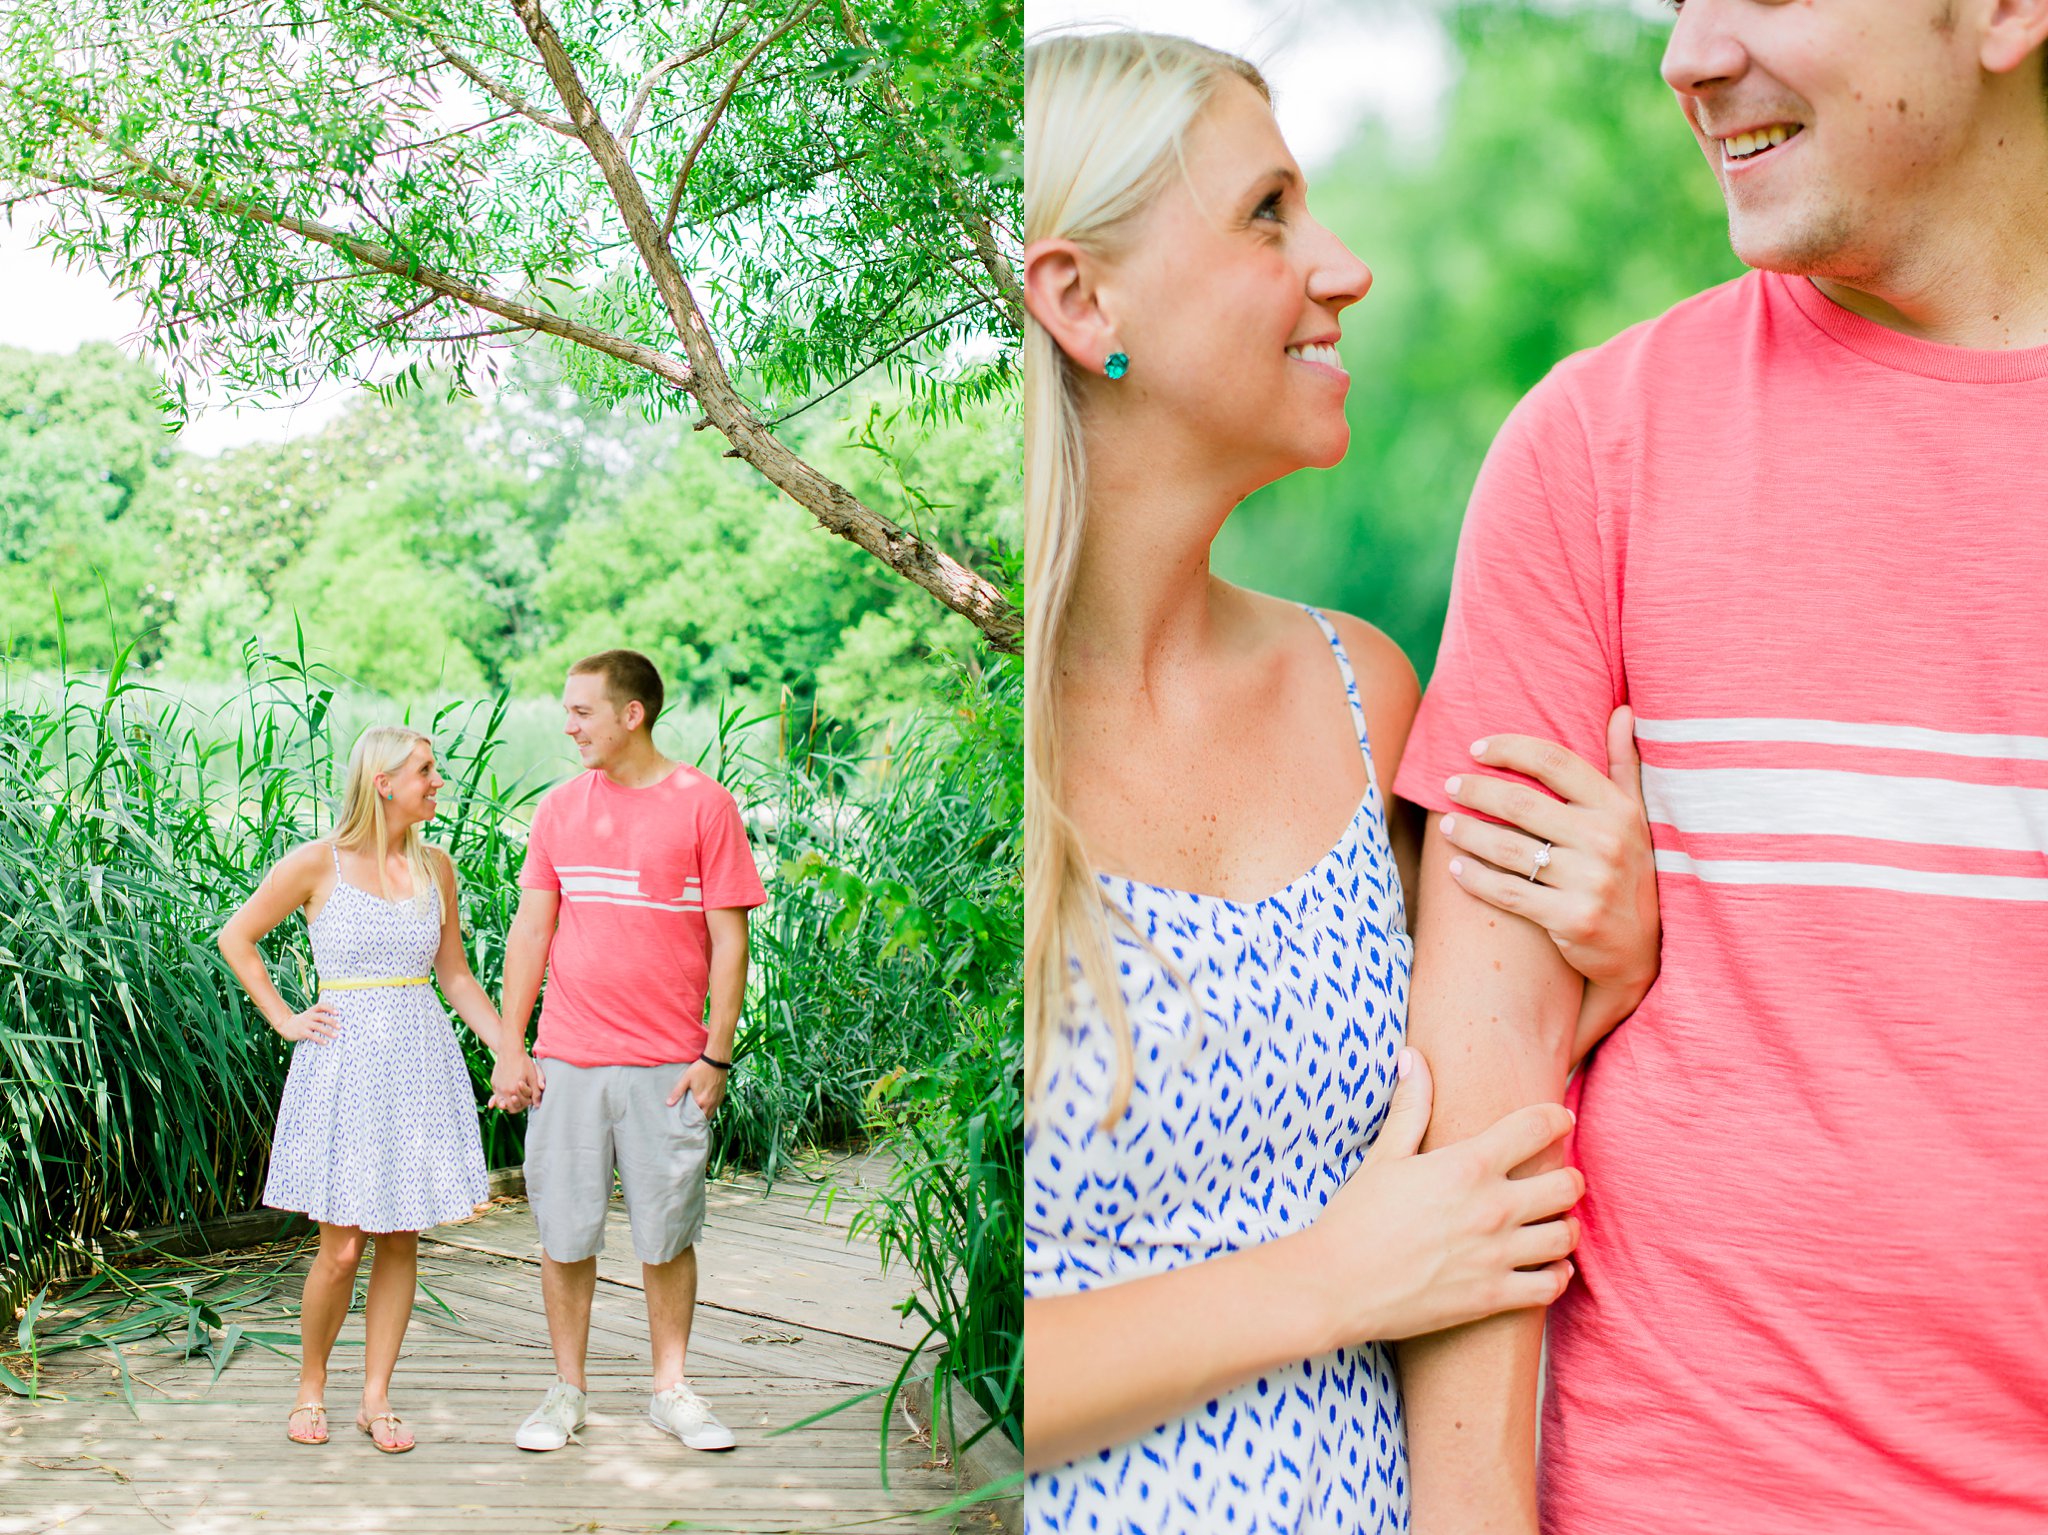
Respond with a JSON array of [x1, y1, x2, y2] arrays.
[[1528, 841, 1552, 882]]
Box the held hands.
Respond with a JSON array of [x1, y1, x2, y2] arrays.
[[488, 1051, 543, 1112], [1439, 706, 1661, 1036], [1306, 1049, 1581, 1345], [667, 1059, 727, 1118], [276, 1002, 340, 1044]]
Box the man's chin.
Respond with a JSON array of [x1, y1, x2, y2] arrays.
[[1724, 205, 1856, 280]]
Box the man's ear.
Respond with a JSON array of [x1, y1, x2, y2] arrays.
[[622, 699, 645, 734], [1024, 237, 1123, 377], [1981, 0, 2048, 75]]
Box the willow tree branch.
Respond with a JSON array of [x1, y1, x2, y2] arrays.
[[26, 160, 692, 391], [658, 0, 828, 242], [508, 0, 1018, 652], [692, 148, 863, 223], [619, 16, 754, 144], [834, 0, 1020, 335], [358, 0, 580, 137], [766, 300, 975, 426]]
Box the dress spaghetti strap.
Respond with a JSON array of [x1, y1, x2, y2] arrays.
[[1304, 606, 1379, 785]]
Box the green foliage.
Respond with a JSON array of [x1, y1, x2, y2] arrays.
[[760, 654, 1021, 1455], [1214, 1, 1743, 676], [851, 963, 1021, 1455], [0, 1247, 306, 1403], [719, 655, 1020, 1182], [0, 639, 1020, 1298], [0, 344, 172, 669], [0, 0, 1019, 425], [0, 337, 1017, 732]]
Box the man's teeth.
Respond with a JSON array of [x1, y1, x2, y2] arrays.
[[1287, 342, 1346, 372], [1725, 124, 1796, 161]]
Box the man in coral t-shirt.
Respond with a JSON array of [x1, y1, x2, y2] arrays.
[[1391, 6, 2048, 1534], [491, 649, 766, 1454]]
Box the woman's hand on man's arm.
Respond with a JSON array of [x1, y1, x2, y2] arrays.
[[1026, 1050, 1580, 1474], [1433, 705, 1660, 1067]]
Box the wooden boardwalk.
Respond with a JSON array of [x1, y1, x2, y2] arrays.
[[0, 1156, 995, 1534]]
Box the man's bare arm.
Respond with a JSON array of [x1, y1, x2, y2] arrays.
[[1400, 817, 1581, 1535], [493, 887, 559, 1102]]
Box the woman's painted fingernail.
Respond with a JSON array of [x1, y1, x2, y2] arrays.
[[1472, 739, 1489, 757], [1445, 775, 1462, 795], [1447, 858, 1465, 877], [1397, 1047, 1414, 1081], [1440, 814, 1457, 834]]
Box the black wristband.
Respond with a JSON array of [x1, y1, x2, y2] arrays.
[[699, 1053, 731, 1071]]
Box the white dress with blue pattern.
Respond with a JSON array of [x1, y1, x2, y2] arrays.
[[262, 845, 490, 1233], [1027, 610, 1415, 1534]]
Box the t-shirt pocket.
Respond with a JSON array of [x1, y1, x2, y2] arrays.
[[637, 839, 702, 911]]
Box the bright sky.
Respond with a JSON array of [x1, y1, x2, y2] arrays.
[[2, 1, 1458, 454], [0, 211, 359, 455], [1024, 0, 1454, 168]]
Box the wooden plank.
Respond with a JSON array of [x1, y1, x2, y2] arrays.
[[0, 1168, 980, 1535]]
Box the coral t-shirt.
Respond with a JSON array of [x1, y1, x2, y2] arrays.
[[1394, 270, 2048, 1535], [519, 764, 767, 1067]]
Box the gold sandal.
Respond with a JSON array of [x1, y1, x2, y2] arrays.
[[286, 1402, 328, 1445], [357, 1410, 415, 1454]]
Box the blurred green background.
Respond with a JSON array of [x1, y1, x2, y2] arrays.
[[0, 340, 1013, 762], [1214, 1, 1743, 676]]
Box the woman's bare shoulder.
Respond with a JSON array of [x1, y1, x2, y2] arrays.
[[274, 839, 335, 878], [1287, 602, 1421, 776], [1229, 587, 1417, 713], [1320, 611, 1419, 717]]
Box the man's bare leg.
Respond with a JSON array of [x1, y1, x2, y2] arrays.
[[541, 1254, 598, 1392], [645, 1245, 697, 1392]]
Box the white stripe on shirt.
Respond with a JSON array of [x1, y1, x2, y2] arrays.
[[1641, 766, 2048, 853], [1633, 717, 2048, 761], [1654, 850, 2048, 903]]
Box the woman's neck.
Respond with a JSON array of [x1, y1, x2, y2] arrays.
[[1066, 444, 1241, 681]]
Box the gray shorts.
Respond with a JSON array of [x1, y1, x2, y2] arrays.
[[524, 1059, 709, 1265]]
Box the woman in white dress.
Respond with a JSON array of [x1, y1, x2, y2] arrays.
[[1021, 32, 1662, 1532], [219, 725, 525, 1453]]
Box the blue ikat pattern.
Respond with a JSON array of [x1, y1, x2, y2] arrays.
[[263, 846, 490, 1233], [1027, 609, 1414, 1535]]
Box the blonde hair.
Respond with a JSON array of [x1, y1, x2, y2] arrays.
[[332, 725, 441, 914], [1023, 32, 1270, 1120]]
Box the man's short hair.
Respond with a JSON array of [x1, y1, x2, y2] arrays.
[[570, 649, 664, 729]]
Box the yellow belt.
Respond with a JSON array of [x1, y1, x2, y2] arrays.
[[322, 975, 432, 991]]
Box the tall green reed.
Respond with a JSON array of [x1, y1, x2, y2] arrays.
[[1, 633, 1023, 1370], [0, 630, 543, 1283], [780, 658, 1023, 1452]]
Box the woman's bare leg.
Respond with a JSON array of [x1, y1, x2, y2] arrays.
[[297, 1224, 366, 1411], [359, 1231, 419, 1447]]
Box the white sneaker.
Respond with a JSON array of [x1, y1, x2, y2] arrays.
[[649, 1382, 736, 1451], [515, 1381, 587, 1451]]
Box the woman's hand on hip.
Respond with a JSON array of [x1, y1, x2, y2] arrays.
[[1436, 705, 1661, 1048], [1306, 1049, 1581, 1346], [275, 1002, 340, 1044]]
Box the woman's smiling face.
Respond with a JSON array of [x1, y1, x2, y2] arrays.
[[377, 741, 442, 826], [1092, 74, 1372, 493]]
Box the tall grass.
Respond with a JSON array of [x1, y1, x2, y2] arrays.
[[0, 631, 543, 1275], [0, 628, 1023, 1429], [801, 659, 1023, 1451]]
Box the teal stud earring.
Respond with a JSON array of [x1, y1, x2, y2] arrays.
[[1104, 351, 1129, 380]]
